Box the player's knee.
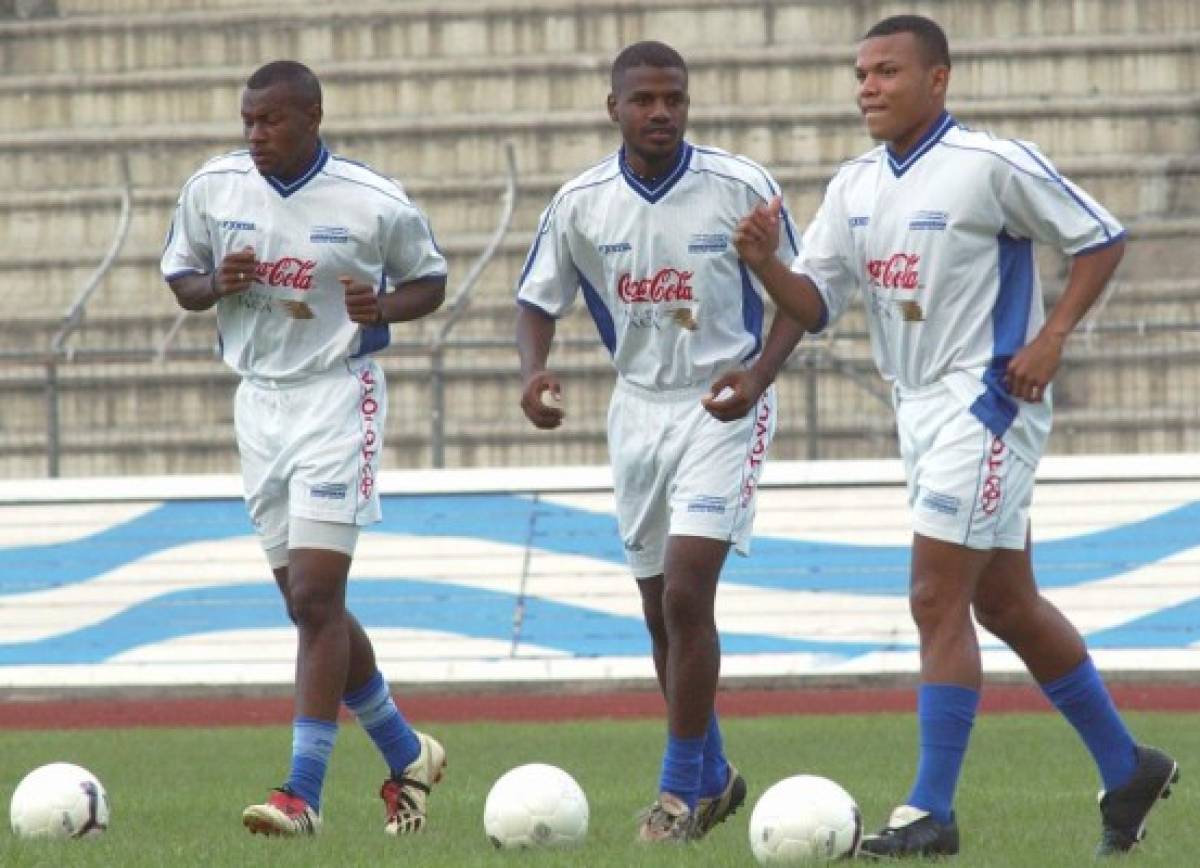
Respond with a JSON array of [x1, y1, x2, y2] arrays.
[[287, 582, 343, 629], [661, 582, 714, 634], [908, 575, 968, 633]]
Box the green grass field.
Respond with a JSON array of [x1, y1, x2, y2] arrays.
[[0, 711, 1194, 867]]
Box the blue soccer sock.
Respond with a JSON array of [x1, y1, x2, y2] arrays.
[[343, 670, 421, 777], [1041, 656, 1137, 792], [699, 712, 730, 799], [906, 683, 979, 825], [659, 733, 705, 811], [287, 717, 338, 813]]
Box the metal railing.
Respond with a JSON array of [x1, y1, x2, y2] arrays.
[[44, 155, 134, 478], [430, 142, 519, 467]]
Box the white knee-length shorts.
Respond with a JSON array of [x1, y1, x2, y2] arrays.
[[235, 358, 386, 557], [896, 382, 1036, 551], [608, 377, 776, 578]]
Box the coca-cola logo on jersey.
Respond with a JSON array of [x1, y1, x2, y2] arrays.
[[253, 257, 316, 291], [617, 268, 694, 303], [866, 253, 920, 290]]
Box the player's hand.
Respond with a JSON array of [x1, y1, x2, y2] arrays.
[[342, 276, 384, 325], [734, 195, 783, 271], [1005, 331, 1066, 403], [702, 369, 766, 422], [520, 373, 565, 430], [213, 247, 257, 297]]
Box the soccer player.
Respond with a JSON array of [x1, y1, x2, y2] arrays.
[[161, 60, 449, 838], [733, 15, 1179, 858], [515, 41, 807, 842]]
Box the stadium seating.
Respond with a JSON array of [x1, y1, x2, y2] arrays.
[[1, 0, 1197, 475]]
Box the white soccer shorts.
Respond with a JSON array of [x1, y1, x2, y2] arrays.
[[607, 377, 776, 578], [896, 382, 1036, 551], [235, 358, 386, 555]]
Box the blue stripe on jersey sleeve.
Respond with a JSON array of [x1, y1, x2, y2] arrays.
[[738, 262, 764, 361], [577, 270, 616, 355], [970, 232, 1032, 437]]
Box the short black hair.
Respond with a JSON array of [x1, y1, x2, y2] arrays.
[[863, 15, 952, 69], [610, 41, 688, 93], [246, 60, 322, 108]]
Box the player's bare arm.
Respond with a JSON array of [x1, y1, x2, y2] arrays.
[[703, 313, 805, 422], [734, 197, 826, 331], [516, 304, 564, 430], [1005, 238, 1125, 403], [169, 247, 257, 311], [342, 275, 446, 326]]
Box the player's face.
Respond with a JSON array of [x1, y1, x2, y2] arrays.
[[240, 83, 322, 181], [607, 65, 689, 178], [855, 32, 948, 156]]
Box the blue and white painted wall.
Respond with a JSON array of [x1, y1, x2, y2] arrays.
[[0, 457, 1197, 689]]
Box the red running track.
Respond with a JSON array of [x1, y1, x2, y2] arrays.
[[1, 683, 1198, 730]]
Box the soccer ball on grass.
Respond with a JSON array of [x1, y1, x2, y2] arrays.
[[10, 762, 110, 839], [484, 762, 588, 849], [749, 774, 861, 863]]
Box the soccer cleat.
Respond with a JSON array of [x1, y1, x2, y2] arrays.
[[1096, 744, 1179, 856], [857, 805, 959, 859], [695, 762, 747, 837], [381, 731, 447, 835], [637, 791, 700, 843], [241, 787, 321, 836]]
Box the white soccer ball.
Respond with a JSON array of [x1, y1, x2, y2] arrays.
[[483, 763, 588, 849], [749, 774, 861, 864], [9, 762, 110, 840]]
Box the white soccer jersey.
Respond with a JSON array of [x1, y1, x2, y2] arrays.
[[795, 112, 1124, 461], [161, 144, 446, 382], [517, 142, 800, 391]]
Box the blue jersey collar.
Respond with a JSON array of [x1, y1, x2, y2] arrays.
[[619, 141, 692, 204], [263, 141, 329, 198], [886, 112, 955, 178]]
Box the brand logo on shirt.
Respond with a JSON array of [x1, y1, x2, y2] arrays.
[[866, 253, 921, 291], [980, 435, 1006, 516], [687, 233, 728, 254], [310, 225, 350, 244], [687, 495, 726, 515], [616, 268, 694, 303], [909, 210, 948, 231], [253, 257, 316, 291], [220, 219, 256, 231], [310, 482, 348, 501], [740, 398, 772, 507], [849, 215, 869, 229], [599, 242, 632, 255], [919, 489, 960, 516]]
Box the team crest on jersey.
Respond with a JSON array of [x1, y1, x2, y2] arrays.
[[310, 225, 350, 244], [908, 210, 948, 231], [687, 233, 728, 254]]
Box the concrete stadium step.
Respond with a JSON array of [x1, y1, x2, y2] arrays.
[[2, 93, 1196, 191], [7, 0, 1197, 76], [4, 33, 1198, 132], [6, 154, 1198, 256]]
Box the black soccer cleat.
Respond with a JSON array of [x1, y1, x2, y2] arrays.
[[857, 805, 959, 859], [1096, 744, 1179, 857]]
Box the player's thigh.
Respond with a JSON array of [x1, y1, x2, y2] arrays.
[[607, 384, 677, 578], [669, 385, 776, 557], [905, 403, 1033, 552], [288, 359, 387, 528], [234, 379, 290, 552]]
